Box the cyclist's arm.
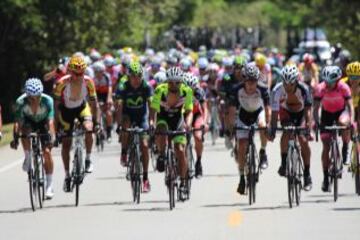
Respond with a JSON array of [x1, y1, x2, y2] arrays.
[[346, 98, 354, 124], [312, 64, 319, 87], [107, 85, 113, 104], [266, 71, 272, 90], [202, 100, 209, 125], [313, 100, 321, 125], [304, 106, 312, 130], [89, 99, 100, 124]]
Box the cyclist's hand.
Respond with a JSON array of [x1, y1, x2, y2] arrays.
[[203, 123, 209, 132], [94, 123, 101, 133], [0, 131, 2, 141], [184, 124, 192, 132], [267, 128, 276, 141], [10, 138, 19, 150]]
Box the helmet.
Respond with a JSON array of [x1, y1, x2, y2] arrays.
[[145, 48, 155, 57], [151, 56, 162, 69], [68, 56, 87, 72], [121, 54, 132, 66], [198, 57, 209, 70], [92, 61, 106, 72], [166, 67, 183, 82], [242, 64, 260, 81], [154, 71, 167, 84], [321, 66, 342, 84], [25, 78, 43, 96], [234, 55, 247, 67], [346, 61, 360, 76], [128, 61, 143, 76], [222, 57, 233, 67], [180, 58, 192, 70], [303, 53, 314, 64], [167, 55, 178, 65], [255, 53, 267, 67], [103, 56, 116, 67], [183, 73, 199, 89], [208, 63, 219, 72], [90, 50, 101, 62], [281, 65, 299, 84]]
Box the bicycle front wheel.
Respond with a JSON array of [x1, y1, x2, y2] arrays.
[[294, 147, 302, 206], [287, 147, 295, 208], [35, 155, 44, 209], [74, 147, 83, 207], [353, 142, 360, 195]]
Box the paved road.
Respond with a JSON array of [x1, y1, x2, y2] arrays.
[[0, 135, 359, 240]]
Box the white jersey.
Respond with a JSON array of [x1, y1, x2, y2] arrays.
[[271, 82, 312, 112]]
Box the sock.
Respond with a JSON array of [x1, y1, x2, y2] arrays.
[[323, 170, 329, 180], [86, 153, 91, 161], [304, 165, 310, 177], [196, 156, 202, 164], [281, 153, 287, 167], [143, 172, 148, 181], [46, 174, 53, 188], [25, 150, 31, 161]]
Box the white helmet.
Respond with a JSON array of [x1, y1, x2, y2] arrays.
[[154, 71, 167, 84], [166, 67, 183, 82], [92, 61, 106, 72], [281, 65, 299, 84], [25, 78, 43, 96]]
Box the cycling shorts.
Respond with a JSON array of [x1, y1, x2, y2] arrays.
[[58, 102, 92, 132]]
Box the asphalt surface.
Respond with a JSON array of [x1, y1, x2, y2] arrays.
[[0, 134, 359, 240]]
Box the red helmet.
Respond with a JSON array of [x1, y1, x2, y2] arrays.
[[303, 53, 314, 65]]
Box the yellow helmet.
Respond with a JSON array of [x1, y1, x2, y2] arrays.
[[346, 61, 360, 76], [68, 56, 87, 72], [255, 53, 267, 67]]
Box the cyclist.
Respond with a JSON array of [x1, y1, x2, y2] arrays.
[[230, 64, 270, 195], [115, 61, 153, 193], [150, 67, 193, 201], [342, 61, 360, 128], [54, 55, 100, 192], [0, 104, 2, 141], [313, 66, 354, 192], [93, 61, 113, 141], [269, 65, 313, 191], [184, 73, 208, 178], [218, 57, 239, 148], [198, 57, 209, 82], [298, 53, 319, 91], [250, 53, 272, 89], [10, 78, 56, 199]]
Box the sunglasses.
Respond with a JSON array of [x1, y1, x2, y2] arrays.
[[349, 76, 360, 81]]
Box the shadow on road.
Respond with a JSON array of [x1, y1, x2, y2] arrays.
[[122, 207, 170, 212], [0, 207, 32, 214], [96, 176, 127, 180], [202, 173, 238, 178], [83, 201, 132, 207], [332, 207, 360, 211], [307, 193, 356, 198], [202, 203, 248, 208], [241, 205, 288, 211]]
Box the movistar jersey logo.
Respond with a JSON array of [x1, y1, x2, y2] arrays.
[[126, 96, 144, 108]]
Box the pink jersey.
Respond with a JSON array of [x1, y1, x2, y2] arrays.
[[314, 81, 351, 113]]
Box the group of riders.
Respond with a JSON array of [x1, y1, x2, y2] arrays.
[[1, 44, 359, 202]]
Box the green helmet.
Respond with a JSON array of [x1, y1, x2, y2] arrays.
[[234, 55, 247, 67], [128, 61, 143, 76]]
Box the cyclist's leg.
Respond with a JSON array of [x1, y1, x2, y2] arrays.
[[120, 115, 131, 158], [257, 110, 268, 169], [79, 103, 93, 157], [192, 113, 204, 163], [339, 108, 351, 164], [155, 120, 168, 156], [235, 118, 249, 174], [279, 108, 291, 176], [18, 121, 32, 171], [138, 119, 150, 183], [174, 139, 187, 180]]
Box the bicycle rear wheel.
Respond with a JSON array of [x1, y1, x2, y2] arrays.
[[294, 148, 302, 206], [354, 143, 360, 195], [248, 144, 256, 205], [287, 147, 295, 208], [74, 147, 83, 207]]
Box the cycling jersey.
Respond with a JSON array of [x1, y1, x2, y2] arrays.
[[15, 93, 54, 124], [94, 72, 112, 94], [271, 82, 312, 113], [341, 77, 360, 108], [314, 81, 351, 113], [193, 87, 206, 115], [116, 80, 153, 122], [54, 75, 97, 109], [231, 83, 270, 126], [299, 63, 318, 84], [219, 73, 240, 103], [151, 83, 193, 144]]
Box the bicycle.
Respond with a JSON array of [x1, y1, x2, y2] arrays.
[[95, 102, 107, 152], [185, 127, 204, 200], [121, 127, 147, 204], [350, 134, 360, 195], [58, 119, 88, 206], [316, 124, 349, 202], [19, 132, 46, 211], [209, 97, 220, 145], [276, 126, 308, 208], [155, 130, 187, 210], [234, 125, 266, 205]]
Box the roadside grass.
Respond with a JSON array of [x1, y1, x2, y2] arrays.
[[0, 124, 13, 147]]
